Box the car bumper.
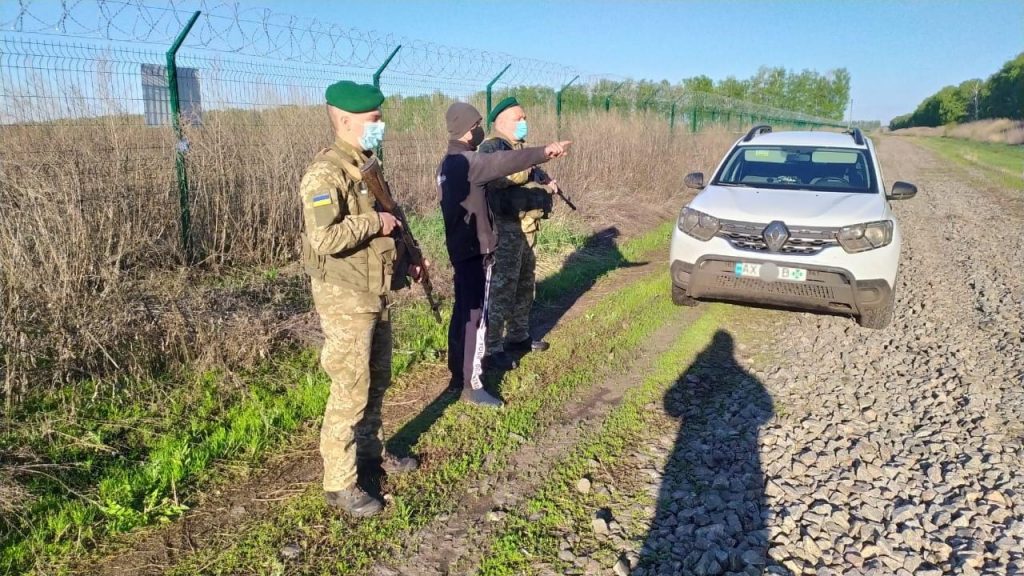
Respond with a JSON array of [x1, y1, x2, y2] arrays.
[[671, 255, 892, 316]]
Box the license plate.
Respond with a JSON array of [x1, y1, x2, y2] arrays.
[[734, 262, 807, 282]]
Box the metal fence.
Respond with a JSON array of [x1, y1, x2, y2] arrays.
[[0, 0, 847, 262]]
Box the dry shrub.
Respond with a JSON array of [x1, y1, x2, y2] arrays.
[[945, 118, 1024, 145], [0, 100, 735, 405], [891, 119, 1024, 145]]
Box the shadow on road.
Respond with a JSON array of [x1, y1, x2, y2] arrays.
[[639, 330, 776, 575], [530, 226, 647, 342], [373, 226, 649, 486]]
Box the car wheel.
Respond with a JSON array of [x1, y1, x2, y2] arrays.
[[857, 294, 895, 329], [671, 284, 700, 307]]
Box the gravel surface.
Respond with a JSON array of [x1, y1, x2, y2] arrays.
[[604, 138, 1023, 576]]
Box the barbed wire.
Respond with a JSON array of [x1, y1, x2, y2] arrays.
[[2, 0, 582, 85]]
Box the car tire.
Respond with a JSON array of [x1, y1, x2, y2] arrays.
[[857, 294, 895, 329], [671, 284, 700, 307]]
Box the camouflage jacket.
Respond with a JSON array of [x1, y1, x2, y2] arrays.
[[300, 137, 397, 298]]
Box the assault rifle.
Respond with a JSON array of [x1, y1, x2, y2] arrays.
[[552, 185, 577, 211], [360, 156, 442, 323], [535, 167, 576, 211]]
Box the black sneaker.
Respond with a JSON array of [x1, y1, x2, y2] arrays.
[[506, 338, 550, 352], [484, 351, 518, 371], [324, 487, 383, 517]]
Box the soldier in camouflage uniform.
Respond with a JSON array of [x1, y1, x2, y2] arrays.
[[301, 80, 423, 517], [478, 97, 557, 369]]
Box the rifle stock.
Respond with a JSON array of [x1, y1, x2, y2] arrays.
[[360, 156, 443, 323]]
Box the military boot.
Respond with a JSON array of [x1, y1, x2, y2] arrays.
[[324, 486, 383, 517], [484, 351, 518, 371], [506, 338, 550, 352], [461, 386, 504, 408], [360, 453, 419, 474]]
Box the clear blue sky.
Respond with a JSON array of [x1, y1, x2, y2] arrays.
[[278, 0, 1024, 123], [3, 0, 1022, 123]]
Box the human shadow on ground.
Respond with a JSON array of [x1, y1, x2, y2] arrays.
[[637, 330, 775, 576], [484, 226, 649, 400], [371, 226, 648, 484], [530, 226, 647, 343]]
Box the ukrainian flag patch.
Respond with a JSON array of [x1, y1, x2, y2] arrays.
[[312, 192, 332, 207]]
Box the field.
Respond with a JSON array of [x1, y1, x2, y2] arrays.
[[910, 136, 1024, 190], [3, 6, 1023, 575], [0, 95, 738, 572]]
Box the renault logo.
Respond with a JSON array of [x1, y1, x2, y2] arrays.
[[763, 221, 789, 252]]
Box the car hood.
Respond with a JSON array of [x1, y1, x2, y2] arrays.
[[689, 185, 887, 226]]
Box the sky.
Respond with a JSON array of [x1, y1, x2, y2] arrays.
[[278, 0, 1024, 123], [2, 0, 1022, 123]]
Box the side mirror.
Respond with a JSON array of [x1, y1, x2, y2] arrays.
[[684, 172, 705, 190], [888, 181, 917, 200]]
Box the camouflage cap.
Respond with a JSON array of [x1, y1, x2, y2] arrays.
[[325, 80, 385, 113], [487, 96, 520, 124]]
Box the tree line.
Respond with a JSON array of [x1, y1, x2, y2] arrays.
[[890, 52, 1023, 130]]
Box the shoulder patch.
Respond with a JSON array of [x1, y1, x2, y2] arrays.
[[312, 192, 332, 207]]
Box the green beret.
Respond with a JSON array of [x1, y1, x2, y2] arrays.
[[487, 96, 520, 124], [325, 80, 385, 113]]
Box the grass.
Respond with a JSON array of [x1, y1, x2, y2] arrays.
[[475, 304, 738, 575], [167, 268, 684, 575], [0, 297, 450, 575], [913, 136, 1024, 190], [6, 217, 666, 574]]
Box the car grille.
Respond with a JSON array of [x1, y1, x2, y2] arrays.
[[717, 219, 839, 255], [709, 274, 837, 300]]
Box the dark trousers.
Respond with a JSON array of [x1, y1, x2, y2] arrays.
[[448, 255, 493, 390]]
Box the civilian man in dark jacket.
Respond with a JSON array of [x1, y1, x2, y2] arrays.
[[437, 102, 570, 407]]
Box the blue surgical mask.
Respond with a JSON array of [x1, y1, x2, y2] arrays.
[[359, 121, 386, 150], [514, 119, 528, 141]]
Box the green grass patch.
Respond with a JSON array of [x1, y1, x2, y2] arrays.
[[2, 296, 449, 575], [913, 136, 1024, 190], [168, 272, 684, 576], [11, 214, 671, 574], [476, 304, 736, 575], [536, 221, 673, 304]]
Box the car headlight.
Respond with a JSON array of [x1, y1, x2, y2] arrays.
[[837, 220, 893, 253], [678, 207, 720, 241]]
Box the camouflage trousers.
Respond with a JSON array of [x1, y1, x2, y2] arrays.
[[486, 218, 537, 353], [311, 279, 392, 492]]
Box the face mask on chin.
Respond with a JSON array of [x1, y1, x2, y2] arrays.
[[468, 126, 485, 148], [358, 121, 386, 151]]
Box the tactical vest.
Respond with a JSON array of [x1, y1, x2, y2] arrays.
[[300, 143, 396, 295], [481, 136, 553, 221]]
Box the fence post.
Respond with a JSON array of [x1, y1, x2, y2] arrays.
[[556, 74, 580, 138], [690, 106, 698, 133], [604, 81, 625, 112], [373, 45, 401, 161], [485, 63, 512, 132], [669, 102, 676, 131], [166, 10, 201, 263]]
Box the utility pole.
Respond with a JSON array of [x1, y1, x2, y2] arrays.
[[973, 81, 981, 121]]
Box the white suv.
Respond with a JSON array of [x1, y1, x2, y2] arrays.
[[669, 126, 916, 329]]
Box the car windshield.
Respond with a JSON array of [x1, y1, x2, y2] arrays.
[[713, 145, 877, 193]]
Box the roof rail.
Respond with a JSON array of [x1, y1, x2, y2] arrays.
[[847, 127, 865, 145], [743, 124, 772, 142]]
